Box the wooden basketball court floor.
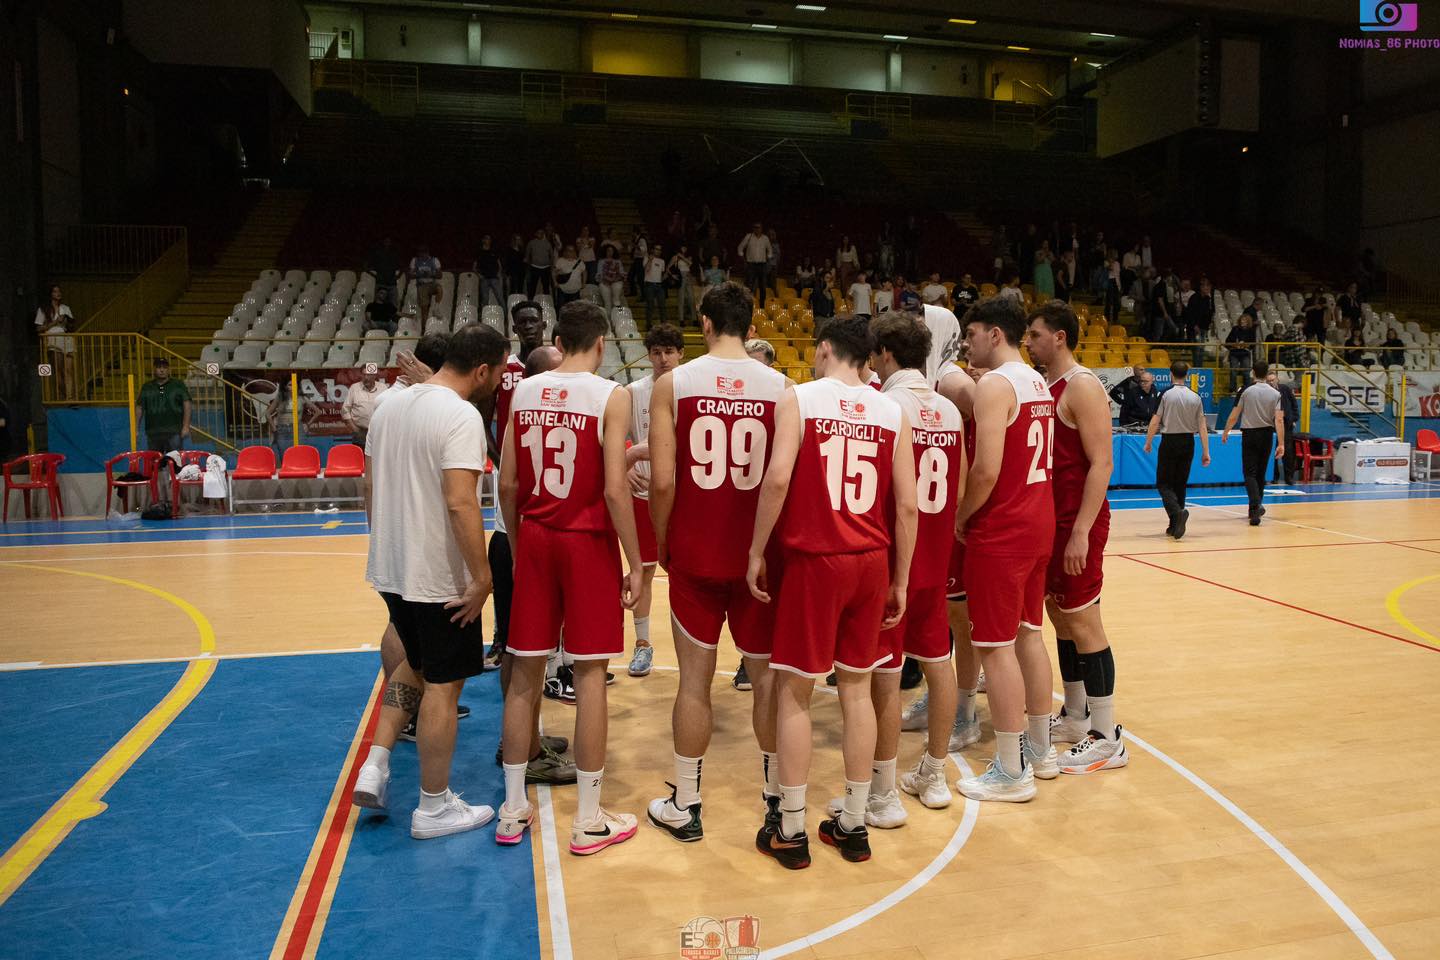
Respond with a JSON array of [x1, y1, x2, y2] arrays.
[[2, 483, 1440, 960]]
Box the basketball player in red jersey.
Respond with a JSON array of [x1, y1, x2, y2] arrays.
[[748, 315, 917, 868], [822, 313, 963, 825], [1025, 303, 1127, 774], [646, 284, 789, 843], [495, 301, 645, 855], [953, 297, 1057, 802], [622, 323, 686, 678]]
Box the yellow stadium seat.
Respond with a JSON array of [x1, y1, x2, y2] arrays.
[[980, 283, 998, 297], [1108, 324, 1126, 338], [803, 344, 817, 362], [773, 310, 791, 327]]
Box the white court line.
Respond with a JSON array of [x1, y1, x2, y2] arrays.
[[0, 645, 377, 672], [535, 717, 574, 960], [1048, 693, 1394, 960], [0, 549, 369, 563], [1194, 503, 1381, 542]]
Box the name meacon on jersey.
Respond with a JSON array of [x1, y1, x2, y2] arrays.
[[510, 370, 620, 532], [668, 355, 788, 579], [778, 377, 904, 556], [965, 361, 1056, 556]]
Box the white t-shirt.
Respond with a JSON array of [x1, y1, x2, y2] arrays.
[[365, 382, 487, 602], [921, 282, 947, 304], [999, 286, 1023, 305], [922, 303, 963, 387], [644, 256, 666, 284], [873, 290, 894, 314], [556, 257, 585, 294], [849, 282, 873, 315], [35, 304, 74, 330]]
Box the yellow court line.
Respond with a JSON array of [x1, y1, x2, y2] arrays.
[[1387, 573, 1440, 646], [0, 521, 356, 538], [0, 564, 218, 905]]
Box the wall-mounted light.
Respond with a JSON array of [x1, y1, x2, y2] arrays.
[[949, 18, 977, 25], [795, 3, 827, 10], [883, 34, 908, 41], [1090, 32, 1116, 38], [752, 23, 778, 29]]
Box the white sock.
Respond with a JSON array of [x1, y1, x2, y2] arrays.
[[363, 744, 391, 775], [921, 753, 947, 778], [634, 616, 650, 645], [1027, 714, 1051, 753], [546, 651, 561, 680], [871, 758, 897, 796], [503, 761, 527, 810], [418, 787, 447, 814], [673, 753, 703, 808], [1063, 681, 1088, 718], [840, 779, 868, 831], [1088, 694, 1117, 738], [996, 731, 1024, 778], [957, 688, 978, 724], [576, 767, 603, 824], [761, 751, 779, 799], [779, 783, 807, 839]]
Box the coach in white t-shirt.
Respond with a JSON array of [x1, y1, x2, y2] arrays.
[[354, 324, 510, 841]]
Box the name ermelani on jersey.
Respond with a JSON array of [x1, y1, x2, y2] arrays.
[[517, 409, 591, 430]]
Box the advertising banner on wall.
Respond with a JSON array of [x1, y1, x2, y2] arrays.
[[231, 367, 396, 438], [1317, 370, 1389, 414], [1396, 371, 1440, 418]]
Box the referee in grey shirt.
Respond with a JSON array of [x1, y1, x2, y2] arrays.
[[1222, 360, 1285, 526], [1145, 360, 1210, 539]]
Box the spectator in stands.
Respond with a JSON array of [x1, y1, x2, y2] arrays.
[[1121, 242, 1142, 290], [795, 257, 817, 298], [1110, 367, 1161, 428], [1087, 231, 1108, 292], [409, 244, 442, 320], [811, 270, 836, 319], [643, 242, 667, 326], [365, 286, 399, 336], [999, 272, 1024, 307], [1104, 250, 1122, 324], [1147, 269, 1176, 342], [896, 276, 921, 313], [36, 285, 76, 399], [745, 338, 776, 367], [1226, 311, 1261, 386], [836, 234, 859, 292], [848, 271, 874, 316], [1019, 223, 1038, 282], [628, 225, 649, 297], [738, 223, 772, 307], [504, 234, 526, 302], [765, 228, 781, 295], [1182, 276, 1214, 341], [1343, 327, 1370, 367], [524, 228, 554, 299], [1302, 293, 1328, 341], [1381, 328, 1406, 368], [576, 226, 597, 283], [1034, 245, 1055, 300], [901, 214, 922, 278], [367, 237, 400, 306], [553, 244, 586, 309], [703, 254, 726, 292], [697, 223, 724, 275], [1130, 266, 1152, 338], [667, 209, 687, 249], [991, 224, 1010, 285], [597, 244, 626, 312], [475, 235, 503, 309], [878, 222, 896, 278], [670, 243, 696, 325], [1278, 319, 1311, 368], [874, 278, 894, 315], [920, 271, 947, 307], [1337, 282, 1363, 326], [953, 273, 980, 309], [1266, 370, 1299, 485], [1054, 252, 1073, 303], [1140, 235, 1154, 270], [343, 368, 389, 449], [137, 358, 191, 455]]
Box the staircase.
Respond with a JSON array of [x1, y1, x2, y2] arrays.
[[1191, 225, 1325, 292], [149, 189, 310, 358]]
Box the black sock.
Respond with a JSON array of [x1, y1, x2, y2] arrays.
[[1056, 638, 1082, 683], [1076, 646, 1116, 698]]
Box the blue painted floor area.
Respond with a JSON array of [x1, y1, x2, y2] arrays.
[[0, 653, 403, 959], [0, 663, 185, 856], [318, 668, 540, 960]]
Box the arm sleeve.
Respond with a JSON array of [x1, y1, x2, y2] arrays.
[[441, 404, 488, 471]]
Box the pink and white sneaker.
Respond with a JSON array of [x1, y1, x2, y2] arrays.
[[569, 808, 638, 856], [495, 801, 535, 845]]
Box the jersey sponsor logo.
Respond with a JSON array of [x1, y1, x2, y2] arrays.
[[696, 397, 768, 417], [715, 375, 746, 396], [540, 386, 570, 408], [838, 398, 867, 419], [918, 407, 944, 427]]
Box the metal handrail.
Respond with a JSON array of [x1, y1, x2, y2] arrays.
[[44, 224, 186, 276]]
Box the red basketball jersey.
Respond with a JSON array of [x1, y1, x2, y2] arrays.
[[778, 377, 903, 556], [964, 361, 1055, 555], [494, 354, 526, 448], [669, 355, 788, 579], [1049, 365, 1111, 527], [511, 370, 619, 532], [882, 370, 963, 589]]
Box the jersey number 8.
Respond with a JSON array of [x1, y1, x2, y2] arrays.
[[689, 416, 767, 491]]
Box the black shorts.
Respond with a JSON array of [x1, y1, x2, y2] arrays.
[[380, 592, 486, 684]]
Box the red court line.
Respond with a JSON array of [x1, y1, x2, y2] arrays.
[[1114, 538, 1440, 558], [1118, 555, 1440, 654], [281, 686, 384, 960]]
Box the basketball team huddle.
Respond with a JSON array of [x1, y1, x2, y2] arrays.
[[354, 281, 1125, 870]]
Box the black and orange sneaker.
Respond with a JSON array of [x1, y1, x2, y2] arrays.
[[756, 823, 811, 870], [818, 816, 872, 862]]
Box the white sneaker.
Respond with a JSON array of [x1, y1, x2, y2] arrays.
[[1060, 726, 1129, 775], [948, 716, 981, 751], [900, 690, 930, 731], [569, 808, 638, 856], [1049, 708, 1090, 744], [352, 764, 389, 809], [410, 790, 495, 839], [899, 761, 953, 809], [1026, 739, 1060, 780], [495, 801, 535, 845], [824, 790, 908, 829], [956, 760, 1036, 803]]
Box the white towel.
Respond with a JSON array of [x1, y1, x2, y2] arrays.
[[202, 454, 229, 498]]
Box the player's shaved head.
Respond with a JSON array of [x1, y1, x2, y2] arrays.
[[524, 344, 562, 378]]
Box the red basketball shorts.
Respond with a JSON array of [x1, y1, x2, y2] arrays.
[[669, 566, 776, 660], [772, 549, 889, 678], [510, 521, 624, 660], [962, 548, 1048, 648], [946, 541, 967, 601], [878, 583, 950, 672], [1045, 512, 1109, 613], [633, 496, 658, 566]]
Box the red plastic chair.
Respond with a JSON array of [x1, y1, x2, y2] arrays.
[[229, 446, 277, 511], [323, 444, 365, 479], [1415, 429, 1440, 481], [105, 451, 164, 514], [171, 451, 227, 517], [1293, 435, 1335, 482], [278, 445, 322, 479], [3, 453, 66, 522]]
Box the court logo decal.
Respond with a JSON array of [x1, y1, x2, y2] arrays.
[[679, 914, 760, 959]]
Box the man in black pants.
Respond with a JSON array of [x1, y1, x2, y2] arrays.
[[1266, 370, 1299, 485], [1144, 361, 1210, 539], [1222, 361, 1285, 526]]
